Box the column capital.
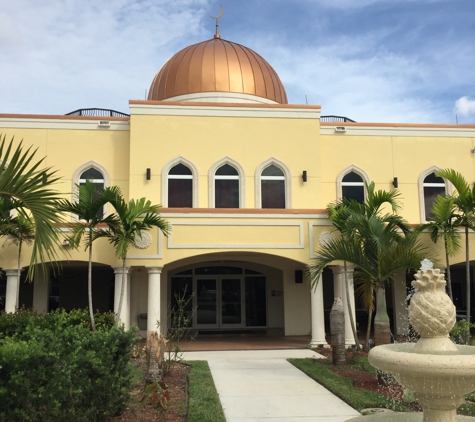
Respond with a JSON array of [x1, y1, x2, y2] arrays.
[[329, 265, 345, 276], [146, 266, 164, 275], [112, 266, 130, 275], [4, 269, 20, 277]]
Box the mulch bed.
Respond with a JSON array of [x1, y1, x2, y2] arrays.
[[315, 347, 422, 411], [109, 358, 188, 422]]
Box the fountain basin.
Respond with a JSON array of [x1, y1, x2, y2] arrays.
[[369, 343, 475, 399]]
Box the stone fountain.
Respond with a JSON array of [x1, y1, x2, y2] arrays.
[[351, 260, 475, 422]]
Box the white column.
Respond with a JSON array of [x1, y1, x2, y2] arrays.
[[113, 266, 130, 330], [309, 273, 328, 347], [33, 266, 50, 314], [331, 265, 356, 346], [147, 266, 163, 334], [4, 269, 19, 313]]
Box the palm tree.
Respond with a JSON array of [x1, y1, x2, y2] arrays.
[[309, 182, 427, 348], [100, 194, 169, 326], [0, 136, 62, 275], [58, 180, 121, 331], [418, 195, 461, 301], [327, 201, 361, 350], [436, 169, 475, 325], [0, 198, 35, 310]]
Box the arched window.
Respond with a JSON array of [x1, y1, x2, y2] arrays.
[[79, 168, 105, 217], [168, 163, 193, 207], [72, 161, 110, 219], [341, 171, 365, 203], [215, 164, 239, 208], [261, 164, 285, 208], [422, 172, 446, 220]]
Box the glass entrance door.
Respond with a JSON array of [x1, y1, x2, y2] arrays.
[[221, 278, 243, 327], [194, 277, 244, 329], [195, 278, 218, 327]]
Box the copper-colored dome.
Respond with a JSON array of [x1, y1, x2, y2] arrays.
[[148, 37, 288, 104]]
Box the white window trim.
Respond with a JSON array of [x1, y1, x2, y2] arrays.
[[418, 165, 452, 223], [162, 156, 199, 207], [209, 157, 245, 208], [336, 165, 370, 200], [72, 160, 111, 219], [255, 158, 291, 208]]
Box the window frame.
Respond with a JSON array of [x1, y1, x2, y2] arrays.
[[336, 165, 370, 202], [418, 166, 452, 222], [209, 157, 245, 208], [162, 157, 199, 208], [255, 158, 291, 209], [72, 161, 110, 219]]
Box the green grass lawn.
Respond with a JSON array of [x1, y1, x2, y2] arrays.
[[289, 357, 409, 413], [290, 356, 475, 417], [186, 361, 226, 422]]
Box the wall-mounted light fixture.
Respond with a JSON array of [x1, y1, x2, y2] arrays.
[[42, 172, 47, 185], [393, 177, 398, 188], [146, 168, 151, 180], [302, 171, 307, 182]]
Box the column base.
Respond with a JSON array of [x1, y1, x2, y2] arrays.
[[309, 339, 329, 349]]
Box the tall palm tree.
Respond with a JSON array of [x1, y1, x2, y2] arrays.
[[100, 194, 169, 326], [0, 198, 35, 311], [327, 201, 361, 350], [0, 136, 62, 275], [436, 169, 475, 325], [58, 180, 121, 331], [309, 182, 426, 348], [418, 195, 461, 301]]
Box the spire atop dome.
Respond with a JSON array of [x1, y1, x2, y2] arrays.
[[210, 5, 224, 39]]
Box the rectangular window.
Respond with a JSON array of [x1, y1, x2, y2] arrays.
[[245, 276, 267, 327], [215, 180, 239, 208], [168, 179, 192, 207], [261, 180, 285, 208]]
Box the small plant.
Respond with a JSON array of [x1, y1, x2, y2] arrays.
[[132, 343, 146, 359], [450, 320, 475, 345], [141, 382, 169, 409], [163, 287, 195, 375]]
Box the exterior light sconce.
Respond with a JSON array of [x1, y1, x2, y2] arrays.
[[302, 171, 307, 182], [42, 172, 47, 185], [146, 168, 151, 180], [471, 148, 475, 153], [393, 177, 398, 188]]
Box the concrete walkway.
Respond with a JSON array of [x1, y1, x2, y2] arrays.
[[182, 349, 361, 422]]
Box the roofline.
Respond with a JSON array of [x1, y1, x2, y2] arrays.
[[321, 121, 475, 129], [0, 113, 129, 121], [129, 100, 321, 110]]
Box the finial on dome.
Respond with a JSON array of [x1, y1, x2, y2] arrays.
[[210, 5, 224, 39]]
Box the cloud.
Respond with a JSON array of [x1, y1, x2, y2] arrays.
[[454, 97, 475, 117]]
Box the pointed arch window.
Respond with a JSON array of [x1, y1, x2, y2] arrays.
[[261, 165, 285, 208], [341, 171, 365, 203], [79, 168, 105, 217], [168, 163, 193, 207], [422, 172, 446, 221], [215, 164, 239, 208]]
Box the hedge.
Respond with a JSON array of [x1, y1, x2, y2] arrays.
[[0, 309, 137, 422]]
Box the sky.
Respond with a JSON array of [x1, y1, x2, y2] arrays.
[[1, 0, 474, 123]]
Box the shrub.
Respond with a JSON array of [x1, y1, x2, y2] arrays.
[[0, 309, 137, 422]]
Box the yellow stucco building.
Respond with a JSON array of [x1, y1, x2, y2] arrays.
[[1, 31, 475, 345]]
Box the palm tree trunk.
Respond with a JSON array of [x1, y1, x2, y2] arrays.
[[343, 261, 360, 350], [115, 257, 127, 326], [88, 241, 96, 332], [465, 226, 471, 344], [365, 304, 373, 351], [466, 226, 471, 342], [15, 241, 22, 311], [444, 239, 453, 301]]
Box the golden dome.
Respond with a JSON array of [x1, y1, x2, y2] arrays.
[[148, 37, 288, 104]]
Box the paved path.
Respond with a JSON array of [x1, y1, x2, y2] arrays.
[[182, 349, 361, 422]]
